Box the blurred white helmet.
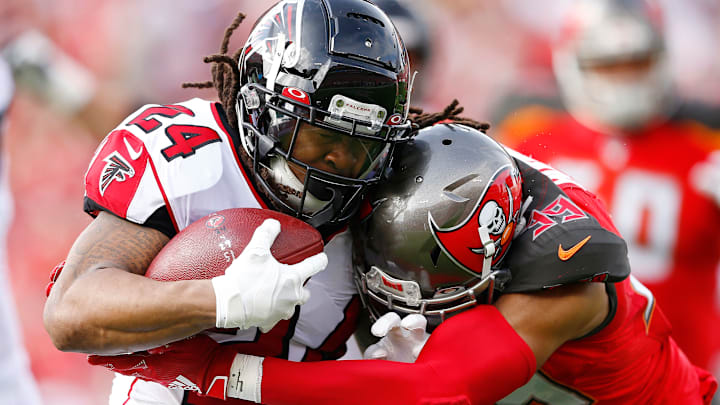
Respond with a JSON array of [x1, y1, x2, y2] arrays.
[[553, 0, 675, 133]]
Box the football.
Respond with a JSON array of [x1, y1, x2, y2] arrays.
[[145, 208, 324, 282]]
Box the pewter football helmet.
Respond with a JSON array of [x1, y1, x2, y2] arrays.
[[354, 124, 523, 324]]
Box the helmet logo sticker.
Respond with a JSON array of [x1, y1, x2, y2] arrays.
[[429, 165, 519, 277], [479, 201, 506, 235], [326, 94, 387, 133], [282, 87, 310, 105], [99, 151, 135, 196], [386, 113, 403, 125]]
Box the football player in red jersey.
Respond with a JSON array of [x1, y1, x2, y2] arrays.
[[92, 123, 717, 404], [496, 0, 720, 382], [43, 1, 416, 403]]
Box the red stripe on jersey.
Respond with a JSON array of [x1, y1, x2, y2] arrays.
[[146, 149, 179, 234], [123, 377, 139, 405], [210, 103, 268, 209], [304, 295, 361, 361], [323, 224, 348, 244]]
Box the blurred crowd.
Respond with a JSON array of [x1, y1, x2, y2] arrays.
[[1, 0, 719, 404]]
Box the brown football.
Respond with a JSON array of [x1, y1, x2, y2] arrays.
[[145, 208, 324, 281]]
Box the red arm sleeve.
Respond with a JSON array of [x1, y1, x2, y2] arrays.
[[262, 306, 536, 405]]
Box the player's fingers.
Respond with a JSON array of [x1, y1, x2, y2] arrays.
[[400, 313, 427, 332], [290, 252, 328, 281], [371, 312, 401, 337], [363, 343, 388, 360], [245, 219, 281, 254]]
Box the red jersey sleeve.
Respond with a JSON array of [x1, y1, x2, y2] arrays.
[[261, 306, 536, 405]]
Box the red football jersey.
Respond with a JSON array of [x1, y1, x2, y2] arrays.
[[513, 276, 716, 404], [252, 149, 717, 405], [499, 105, 720, 376]]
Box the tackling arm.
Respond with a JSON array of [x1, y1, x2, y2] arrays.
[[91, 280, 608, 403], [261, 282, 607, 404], [262, 305, 536, 405], [43, 211, 217, 354]]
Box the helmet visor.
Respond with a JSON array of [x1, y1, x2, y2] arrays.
[[267, 111, 393, 182]]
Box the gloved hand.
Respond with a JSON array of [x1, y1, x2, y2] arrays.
[[87, 334, 245, 400], [211, 218, 328, 332], [45, 260, 65, 297], [363, 312, 430, 363]]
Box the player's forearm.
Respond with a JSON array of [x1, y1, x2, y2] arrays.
[[262, 357, 439, 405], [260, 306, 536, 405], [44, 267, 216, 354]]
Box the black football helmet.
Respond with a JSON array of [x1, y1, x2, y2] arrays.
[[354, 124, 523, 325], [237, 0, 413, 229]]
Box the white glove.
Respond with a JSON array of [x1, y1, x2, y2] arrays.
[[691, 150, 720, 207], [363, 312, 430, 363], [211, 218, 327, 332]]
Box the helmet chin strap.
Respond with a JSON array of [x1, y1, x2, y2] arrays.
[[269, 156, 329, 215]]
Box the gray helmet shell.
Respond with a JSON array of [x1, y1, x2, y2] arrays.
[[354, 124, 522, 323]]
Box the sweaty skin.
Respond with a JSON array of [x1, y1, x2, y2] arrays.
[[43, 211, 217, 354]]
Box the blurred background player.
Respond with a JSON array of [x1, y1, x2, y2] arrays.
[[495, 0, 720, 387], [0, 33, 44, 405], [372, 0, 432, 102]]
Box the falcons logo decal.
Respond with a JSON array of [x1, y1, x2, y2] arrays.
[[99, 151, 135, 196], [244, 0, 300, 65], [429, 165, 521, 277]]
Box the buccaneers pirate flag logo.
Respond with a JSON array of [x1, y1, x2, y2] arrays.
[[429, 165, 522, 278]]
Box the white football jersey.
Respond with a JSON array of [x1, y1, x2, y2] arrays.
[[84, 99, 360, 404]]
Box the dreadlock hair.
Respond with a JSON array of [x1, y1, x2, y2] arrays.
[[182, 12, 247, 130], [182, 11, 489, 137], [181, 12, 288, 208], [408, 99, 491, 133]]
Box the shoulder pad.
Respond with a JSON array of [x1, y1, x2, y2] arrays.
[[84, 99, 228, 224], [502, 157, 630, 292]]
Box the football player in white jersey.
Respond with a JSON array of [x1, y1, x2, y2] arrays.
[[43, 0, 413, 403]]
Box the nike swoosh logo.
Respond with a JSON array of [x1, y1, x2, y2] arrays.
[[558, 235, 592, 261], [124, 137, 144, 160]]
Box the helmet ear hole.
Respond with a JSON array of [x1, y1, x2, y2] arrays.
[[442, 139, 452, 146]]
